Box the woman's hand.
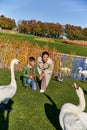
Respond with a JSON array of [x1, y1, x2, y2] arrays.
[[39, 73, 45, 80]]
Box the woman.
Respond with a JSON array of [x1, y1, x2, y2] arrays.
[[37, 51, 54, 93]]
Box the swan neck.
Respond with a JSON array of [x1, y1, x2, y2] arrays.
[[10, 62, 15, 83], [80, 68, 82, 71], [77, 88, 86, 111], [79, 69, 82, 73]]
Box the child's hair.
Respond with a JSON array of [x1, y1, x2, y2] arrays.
[[42, 51, 49, 57], [29, 57, 35, 61]]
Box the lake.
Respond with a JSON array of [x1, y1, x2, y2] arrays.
[[60, 54, 87, 81]]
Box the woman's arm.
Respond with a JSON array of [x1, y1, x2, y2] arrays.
[[44, 60, 54, 75], [37, 57, 43, 74]]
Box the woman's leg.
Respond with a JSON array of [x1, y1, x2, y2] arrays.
[[41, 77, 46, 90], [40, 74, 52, 92], [45, 74, 52, 87]]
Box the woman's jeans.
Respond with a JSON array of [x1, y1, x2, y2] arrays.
[[26, 78, 37, 90]]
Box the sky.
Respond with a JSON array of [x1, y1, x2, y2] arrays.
[[0, 0, 87, 28]]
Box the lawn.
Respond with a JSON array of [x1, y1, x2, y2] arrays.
[[0, 70, 87, 130]]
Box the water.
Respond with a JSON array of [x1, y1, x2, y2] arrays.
[[60, 55, 87, 81]]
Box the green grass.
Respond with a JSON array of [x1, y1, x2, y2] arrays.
[[0, 32, 87, 56], [0, 70, 87, 130]]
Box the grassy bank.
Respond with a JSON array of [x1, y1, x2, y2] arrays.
[[0, 32, 87, 56], [0, 70, 87, 130]]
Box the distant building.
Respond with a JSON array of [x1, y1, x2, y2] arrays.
[[0, 27, 2, 30], [59, 32, 68, 40], [12, 27, 18, 32]]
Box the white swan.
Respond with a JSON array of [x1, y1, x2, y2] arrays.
[[59, 83, 87, 130], [57, 67, 71, 82], [84, 58, 87, 64], [0, 59, 20, 105], [78, 67, 87, 80]]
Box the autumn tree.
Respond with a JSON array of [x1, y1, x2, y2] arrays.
[[17, 18, 87, 40], [83, 28, 87, 40], [0, 15, 16, 30], [18, 20, 31, 33], [65, 24, 84, 40], [18, 20, 62, 38]]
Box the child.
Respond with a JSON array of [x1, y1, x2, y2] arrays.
[[22, 57, 38, 90]]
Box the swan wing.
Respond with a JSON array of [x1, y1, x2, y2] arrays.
[[0, 85, 16, 103], [80, 71, 87, 76], [63, 113, 86, 130], [0, 84, 10, 89], [59, 103, 82, 130], [78, 112, 87, 129]]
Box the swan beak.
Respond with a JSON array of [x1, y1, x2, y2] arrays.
[[17, 60, 20, 64], [72, 83, 79, 89]]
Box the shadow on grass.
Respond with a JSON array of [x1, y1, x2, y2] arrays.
[[0, 100, 14, 130], [83, 88, 87, 95], [44, 93, 62, 130]]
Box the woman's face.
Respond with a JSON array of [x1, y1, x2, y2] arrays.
[[42, 54, 49, 63]]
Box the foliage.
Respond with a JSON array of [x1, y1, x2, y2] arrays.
[[18, 20, 87, 40], [62, 39, 87, 46], [65, 24, 84, 40], [0, 34, 60, 73], [1, 15, 87, 40], [0, 32, 87, 56], [34, 37, 54, 43], [18, 20, 63, 38], [0, 15, 16, 30]]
